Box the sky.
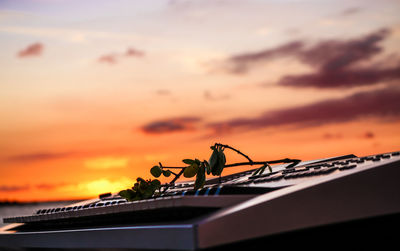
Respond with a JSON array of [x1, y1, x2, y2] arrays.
[[0, 0, 399, 201]]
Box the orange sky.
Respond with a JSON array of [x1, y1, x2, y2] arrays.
[[1, 0, 400, 201]]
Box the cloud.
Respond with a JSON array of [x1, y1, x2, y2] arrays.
[[323, 133, 343, 139], [7, 151, 74, 162], [364, 131, 375, 139], [340, 7, 361, 16], [278, 65, 400, 88], [141, 116, 202, 134], [223, 41, 304, 74], [221, 29, 399, 88], [98, 46, 144, 65], [299, 29, 388, 72], [207, 87, 400, 134], [98, 54, 118, 64], [0, 185, 30, 192], [35, 183, 69, 190], [17, 42, 43, 57], [125, 48, 145, 57]]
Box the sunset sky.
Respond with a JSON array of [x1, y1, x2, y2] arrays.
[[1, 0, 400, 201]]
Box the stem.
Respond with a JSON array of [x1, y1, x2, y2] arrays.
[[215, 143, 253, 163], [224, 158, 301, 168], [169, 168, 185, 185]]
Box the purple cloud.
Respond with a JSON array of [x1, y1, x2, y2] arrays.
[[0, 185, 30, 192], [222, 29, 399, 89], [208, 87, 400, 133], [224, 41, 304, 74], [7, 151, 74, 162], [17, 42, 43, 58], [98, 54, 118, 64], [141, 116, 202, 134], [125, 48, 145, 57], [98, 47, 145, 65], [278, 66, 400, 88]]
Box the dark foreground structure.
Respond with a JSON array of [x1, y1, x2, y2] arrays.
[[1, 151, 400, 250]]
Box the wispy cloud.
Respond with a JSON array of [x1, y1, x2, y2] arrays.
[[363, 131, 375, 139], [98, 54, 118, 64], [220, 29, 399, 89], [278, 65, 400, 88], [221, 41, 303, 74], [141, 116, 202, 134], [125, 48, 145, 57], [17, 42, 43, 57], [7, 151, 74, 162], [0, 185, 30, 192], [208, 86, 400, 134], [340, 7, 361, 16], [98, 47, 145, 64]]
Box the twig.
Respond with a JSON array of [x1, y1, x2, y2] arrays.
[[215, 143, 253, 163], [224, 158, 300, 168], [169, 168, 185, 185]]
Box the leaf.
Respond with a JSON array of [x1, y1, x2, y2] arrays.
[[132, 183, 139, 191], [209, 149, 219, 175], [139, 181, 149, 193], [150, 166, 162, 178], [194, 164, 206, 190], [142, 187, 155, 199], [162, 170, 171, 177], [182, 159, 195, 165], [183, 163, 199, 178], [214, 150, 226, 176], [151, 179, 161, 188], [195, 159, 201, 165], [203, 160, 211, 175], [136, 177, 146, 183], [119, 189, 136, 201]]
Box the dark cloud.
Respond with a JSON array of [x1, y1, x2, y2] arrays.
[[141, 116, 201, 134], [224, 41, 304, 74], [222, 29, 399, 89], [7, 151, 74, 162], [298, 29, 388, 72], [0, 185, 30, 192], [278, 66, 400, 88], [17, 42, 43, 57], [207, 87, 400, 134], [364, 131, 375, 139]]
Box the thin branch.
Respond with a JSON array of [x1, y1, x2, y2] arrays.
[[224, 158, 301, 168], [169, 168, 185, 185], [168, 170, 178, 176], [215, 143, 253, 163]]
